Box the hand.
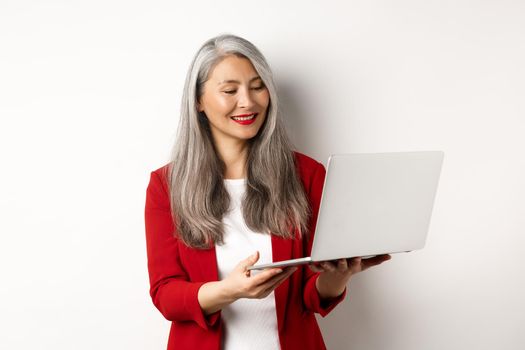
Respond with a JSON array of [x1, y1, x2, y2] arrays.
[[310, 254, 391, 299], [199, 251, 297, 315], [222, 251, 297, 300]]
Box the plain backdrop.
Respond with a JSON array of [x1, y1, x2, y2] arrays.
[[1, 0, 524, 349]]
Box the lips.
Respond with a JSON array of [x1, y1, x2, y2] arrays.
[[231, 113, 258, 125]]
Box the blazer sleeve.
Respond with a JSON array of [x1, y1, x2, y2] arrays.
[[301, 161, 347, 316], [144, 170, 220, 330]]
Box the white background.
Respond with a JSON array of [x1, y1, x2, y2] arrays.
[[1, 1, 524, 349]]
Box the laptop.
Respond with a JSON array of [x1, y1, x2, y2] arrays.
[[248, 151, 444, 270]]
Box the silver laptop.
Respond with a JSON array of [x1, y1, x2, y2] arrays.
[[248, 151, 444, 270]]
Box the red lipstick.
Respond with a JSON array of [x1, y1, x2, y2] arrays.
[[231, 113, 257, 125]]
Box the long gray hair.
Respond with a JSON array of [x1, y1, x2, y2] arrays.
[[167, 34, 310, 249]]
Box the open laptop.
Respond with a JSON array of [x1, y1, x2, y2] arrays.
[[248, 151, 444, 270]]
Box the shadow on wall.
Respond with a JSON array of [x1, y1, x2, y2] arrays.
[[278, 78, 400, 350], [318, 271, 393, 350], [276, 78, 329, 159]]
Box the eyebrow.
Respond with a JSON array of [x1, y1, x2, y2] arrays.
[[217, 76, 262, 85]]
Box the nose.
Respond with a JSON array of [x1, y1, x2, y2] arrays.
[[237, 86, 256, 109]]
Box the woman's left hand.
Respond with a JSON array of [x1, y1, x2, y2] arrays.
[[309, 254, 391, 299]]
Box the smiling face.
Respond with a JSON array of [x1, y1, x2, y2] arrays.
[[197, 55, 270, 147]]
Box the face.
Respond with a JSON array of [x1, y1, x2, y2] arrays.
[[197, 55, 270, 146]]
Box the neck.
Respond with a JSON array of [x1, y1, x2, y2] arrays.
[[213, 138, 249, 179]]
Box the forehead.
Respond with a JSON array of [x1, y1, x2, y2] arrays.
[[208, 55, 259, 83]]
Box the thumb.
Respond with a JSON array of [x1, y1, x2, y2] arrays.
[[241, 251, 259, 268]]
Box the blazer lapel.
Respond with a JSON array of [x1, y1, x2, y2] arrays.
[[271, 233, 294, 331], [185, 244, 219, 282]]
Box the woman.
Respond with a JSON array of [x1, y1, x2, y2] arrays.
[[144, 34, 390, 350]]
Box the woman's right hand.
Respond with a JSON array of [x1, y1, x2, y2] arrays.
[[198, 251, 296, 315], [222, 251, 297, 300]]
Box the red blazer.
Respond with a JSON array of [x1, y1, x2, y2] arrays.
[[144, 152, 346, 350]]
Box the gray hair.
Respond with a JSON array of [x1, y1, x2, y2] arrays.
[[166, 33, 310, 249]]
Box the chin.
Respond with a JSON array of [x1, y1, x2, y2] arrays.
[[239, 132, 260, 141], [237, 128, 263, 140]]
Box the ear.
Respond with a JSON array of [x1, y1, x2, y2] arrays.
[[197, 100, 203, 112]]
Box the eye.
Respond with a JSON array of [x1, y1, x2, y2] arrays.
[[223, 90, 237, 94], [251, 85, 265, 91]]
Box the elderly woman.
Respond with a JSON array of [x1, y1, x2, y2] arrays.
[[144, 34, 390, 350]]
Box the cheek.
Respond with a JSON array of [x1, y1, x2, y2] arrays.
[[213, 96, 235, 113], [258, 91, 270, 109], [202, 93, 234, 114]]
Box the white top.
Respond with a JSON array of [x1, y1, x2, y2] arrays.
[[215, 178, 281, 350]]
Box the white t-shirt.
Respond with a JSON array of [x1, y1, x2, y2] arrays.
[[215, 178, 281, 350]]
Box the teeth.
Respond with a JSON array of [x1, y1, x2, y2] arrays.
[[232, 114, 256, 121]]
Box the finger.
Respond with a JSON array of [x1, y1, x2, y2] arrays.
[[309, 264, 324, 273], [362, 254, 391, 270], [237, 251, 260, 276], [337, 258, 348, 272], [251, 272, 291, 298], [348, 257, 362, 272], [257, 267, 296, 291], [257, 267, 297, 296], [281, 266, 298, 274], [242, 251, 260, 267], [260, 272, 292, 297], [321, 261, 337, 272], [248, 267, 285, 285]]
